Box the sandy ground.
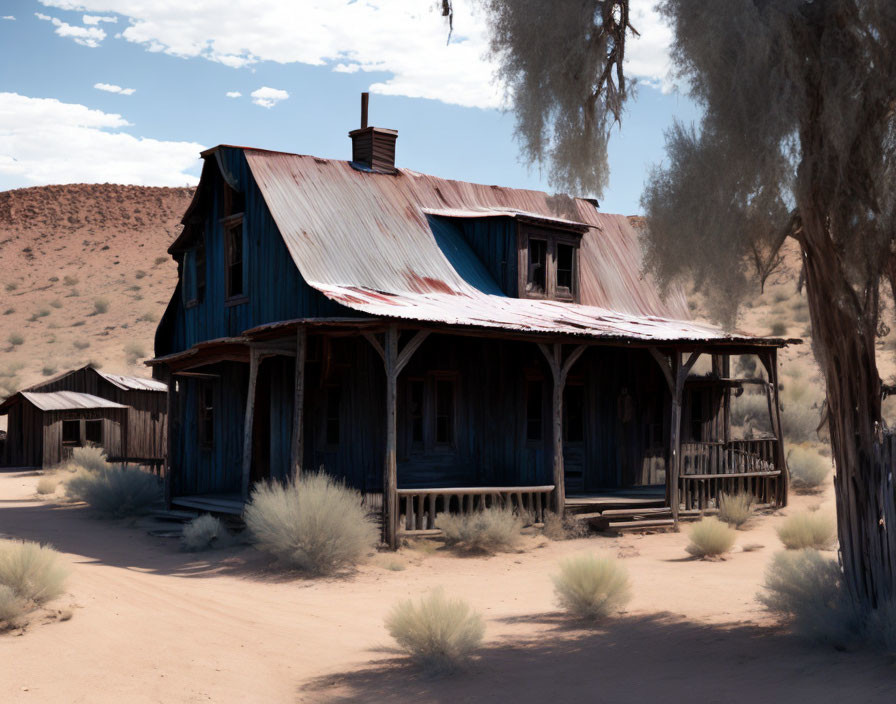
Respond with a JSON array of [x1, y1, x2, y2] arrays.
[[0, 470, 893, 703]]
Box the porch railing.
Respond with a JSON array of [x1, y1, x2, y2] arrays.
[[679, 438, 781, 509], [396, 485, 555, 533]]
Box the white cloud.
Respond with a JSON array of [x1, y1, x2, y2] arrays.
[[250, 86, 288, 109], [0, 92, 202, 187], [225, 91, 242, 98], [37, 0, 674, 108], [94, 82, 136, 95], [35, 11, 106, 48], [1, 16, 15, 21], [82, 14, 117, 25]]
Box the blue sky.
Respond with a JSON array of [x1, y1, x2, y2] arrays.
[[0, 0, 700, 214]]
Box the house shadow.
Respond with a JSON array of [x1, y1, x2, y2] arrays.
[[300, 613, 896, 704]]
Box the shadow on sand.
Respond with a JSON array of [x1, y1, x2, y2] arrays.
[[300, 612, 896, 704]]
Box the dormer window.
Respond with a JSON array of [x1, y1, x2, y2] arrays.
[[223, 216, 245, 300], [519, 224, 582, 302]]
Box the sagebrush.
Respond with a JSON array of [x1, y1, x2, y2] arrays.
[[776, 512, 836, 550], [69, 446, 108, 473], [36, 476, 57, 495], [181, 514, 231, 552], [686, 517, 736, 557], [436, 507, 523, 553], [67, 465, 163, 517], [385, 588, 485, 672], [0, 584, 26, 624], [244, 472, 377, 575], [787, 446, 831, 491], [718, 493, 754, 529], [553, 554, 631, 621], [542, 511, 590, 540], [0, 541, 68, 607]]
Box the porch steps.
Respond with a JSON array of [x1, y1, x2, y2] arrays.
[[607, 518, 675, 531], [573, 505, 677, 532]]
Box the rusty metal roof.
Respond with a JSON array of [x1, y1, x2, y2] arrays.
[[95, 370, 167, 392], [0, 391, 128, 413], [235, 148, 779, 345]]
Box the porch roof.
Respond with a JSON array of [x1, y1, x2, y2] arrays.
[[0, 391, 128, 413]]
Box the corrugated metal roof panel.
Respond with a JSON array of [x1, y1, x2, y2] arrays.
[[95, 370, 167, 392], [242, 150, 755, 344], [421, 206, 592, 230], [19, 391, 128, 412]]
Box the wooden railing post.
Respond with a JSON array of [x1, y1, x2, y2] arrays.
[[760, 348, 789, 506], [164, 370, 175, 507], [289, 326, 306, 478], [241, 346, 260, 502]]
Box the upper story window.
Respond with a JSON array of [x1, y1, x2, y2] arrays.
[[223, 216, 245, 300], [518, 224, 582, 302]]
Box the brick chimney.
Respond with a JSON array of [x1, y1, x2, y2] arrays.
[[349, 92, 397, 173]]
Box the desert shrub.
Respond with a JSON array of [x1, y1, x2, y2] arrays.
[[69, 446, 108, 473], [553, 554, 631, 621], [542, 510, 590, 540], [135, 270, 147, 279], [777, 512, 836, 550], [436, 508, 523, 553], [73, 339, 90, 350], [3, 307, 13, 315], [124, 342, 146, 364], [244, 473, 378, 574], [153, 256, 168, 266], [29, 308, 50, 321], [66, 465, 162, 518], [42, 364, 57, 376], [181, 514, 231, 552], [5, 282, 18, 292], [0, 541, 68, 605], [87, 358, 103, 369], [770, 321, 788, 336], [63, 275, 78, 286], [736, 354, 758, 377], [36, 476, 57, 495], [761, 549, 896, 649], [718, 493, 754, 529], [8, 333, 24, 346], [686, 517, 737, 557], [780, 379, 823, 442], [93, 298, 109, 314], [385, 588, 485, 672], [788, 446, 831, 491], [139, 311, 158, 323], [49, 299, 62, 309], [0, 584, 27, 624], [730, 391, 772, 435]]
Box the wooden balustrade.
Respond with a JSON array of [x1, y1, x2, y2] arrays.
[[679, 438, 780, 510], [396, 485, 554, 533]]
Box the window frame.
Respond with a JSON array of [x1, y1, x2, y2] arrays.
[[61, 419, 81, 447], [517, 224, 582, 303], [403, 372, 459, 453], [221, 213, 247, 305], [84, 419, 103, 446], [198, 381, 215, 450]]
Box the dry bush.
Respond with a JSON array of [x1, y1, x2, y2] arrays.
[[124, 342, 146, 364], [0, 540, 68, 606], [787, 446, 831, 491], [49, 299, 62, 309], [153, 256, 167, 266], [385, 588, 485, 672], [769, 321, 788, 336], [36, 476, 57, 495], [135, 270, 147, 279], [3, 307, 13, 315], [93, 298, 109, 314], [780, 379, 823, 443], [542, 511, 590, 540], [730, 390, 772, 436], [0, 584, 27, 625], [69, 446, 108, 473], [181, 514, 232, 552], [553, 554, 631, 621], [244, 473, 378, 575], [5, 282, 18, 292], [29, 308, 50, 321], [686, 517, 737, 557], [66, 465, 162, 518], [63, 275, 78, 286], [718, 493, 754, 529], [761, 549, 896, 650], [8, 333, 24, 347], [777, 512, 836, 550], [138, 311, 158, 323], [42, 364, 57, 377], [73, 339, 90, 350], [436, 508, 523, 553]]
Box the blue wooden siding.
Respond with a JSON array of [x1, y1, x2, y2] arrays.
[[448, 216, 519, 296]]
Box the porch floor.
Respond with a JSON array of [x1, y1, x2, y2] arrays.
[[171, 493, 244, 515], [565, 487, 665, 511]]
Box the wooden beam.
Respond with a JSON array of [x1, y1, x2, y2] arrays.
[[384, 325, 399, 549], [362, 332, 385, 364], [241, 346, 260, 502], [668, 352, 683, 528], [164, 370, 174, 507], [395, 330, 431, 376], [289, 326, 306, 478], [648, 347, 675, 393], [760, 348, 789, 506]]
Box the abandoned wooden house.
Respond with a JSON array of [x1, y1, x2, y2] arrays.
[[0, 365, 167, 469], [150, 96, 795, 546]]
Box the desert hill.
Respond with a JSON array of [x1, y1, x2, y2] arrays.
[[0, 183, 194, 403]]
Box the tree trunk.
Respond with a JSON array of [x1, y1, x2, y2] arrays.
[[799, 207, 895, 609]]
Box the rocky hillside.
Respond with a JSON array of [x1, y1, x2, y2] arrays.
[[0, 184, 194, 399]]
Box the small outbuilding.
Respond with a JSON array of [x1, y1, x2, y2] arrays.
[[0, 365, 167, 469]]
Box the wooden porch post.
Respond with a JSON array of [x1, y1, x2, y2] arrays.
[[289, 326, 307, 478], [538, 342, 587, 515], [241, 345, 260, 502], [761, 348, 789, 506], [364, 327, 431, 549], [164, 369, 174, 507], [649, 348, 701, 529]]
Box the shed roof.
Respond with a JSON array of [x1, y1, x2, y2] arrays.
[[236, 148, 787, 346], [0, 391, 128, 413], [24, 365, 166, 393]]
